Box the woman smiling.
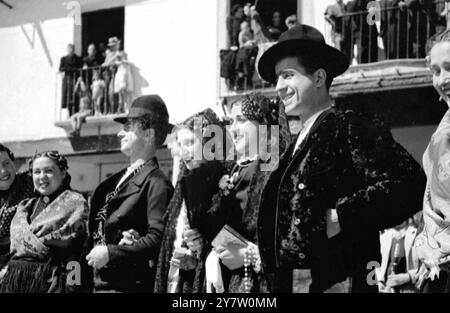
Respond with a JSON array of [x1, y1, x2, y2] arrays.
[[154, 109, 229, 293], [414, 30, 450, 292], [0, 151, 88, 293], [0, 144, 34, 269]]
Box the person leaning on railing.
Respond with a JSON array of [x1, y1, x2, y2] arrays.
[[59, 44, 83, 115], [346, 0, 379, 63]]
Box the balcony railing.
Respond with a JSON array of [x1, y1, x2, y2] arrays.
[[220, 42, 276, 95], [337, 1, 445, 64], [220, 1, 448, 96], [58, 65, 127, 121]]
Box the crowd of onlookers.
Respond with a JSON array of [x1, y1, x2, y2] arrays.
[[221, 0, 449, 93], [221, 3, 298, 91], [59, 37, 133, 137], [324, 0, 449, 64], [2, 20, 450, 294]]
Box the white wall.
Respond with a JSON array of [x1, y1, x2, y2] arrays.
[[0, 0, 221, 144], [0, 0, 74, 142], [125, 0, 220, 125]]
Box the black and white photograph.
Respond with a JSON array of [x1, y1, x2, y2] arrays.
[[1, 0, 450, 304]]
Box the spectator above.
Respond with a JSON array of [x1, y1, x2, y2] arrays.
[[59, 44, 82, 73], [227, 4, 244, 48], [103, 36, 121, 66], [59, 43, 82, 114], [251, 13, 272, 44], [268, 11, 284, 40], [83, 43, 101, 68], [243, 2, 252, 23], [238, 20, 254, 48]]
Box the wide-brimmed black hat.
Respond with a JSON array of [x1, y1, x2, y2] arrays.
[[258, 24, 349, 84], [114, 95, 173, 130]]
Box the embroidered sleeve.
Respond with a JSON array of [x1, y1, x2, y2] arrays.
[[335, 111, 426, 234]]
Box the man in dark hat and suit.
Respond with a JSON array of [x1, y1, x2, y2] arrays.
[[255, 25, 426, 292], [59, 43, 83, 115], [85, 95, 174, 292]]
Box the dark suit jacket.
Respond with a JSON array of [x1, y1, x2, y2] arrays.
[[257, 108, 426, 293], [59, 54, 82, 72], [86, 158, 174, 292]]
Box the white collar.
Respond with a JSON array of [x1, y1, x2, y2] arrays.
[[127, 159, 146, 172]]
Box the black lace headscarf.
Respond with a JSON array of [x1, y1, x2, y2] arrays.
[[230, 92, 291, 164], [154, 108, 230, 293], [219, 92, 291, 241]]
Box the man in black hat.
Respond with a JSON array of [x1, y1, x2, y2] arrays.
[[255, 25, 426, 292], [85, 95, 174, 292]]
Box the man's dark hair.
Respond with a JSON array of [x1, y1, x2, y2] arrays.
[[0, 144, 15, 161], [292, 54, 333, 90], [135, 114, 170, 148]]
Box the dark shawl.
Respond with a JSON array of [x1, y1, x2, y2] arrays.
[[154, 161, 227, 293], [214, 100, 291, 293]]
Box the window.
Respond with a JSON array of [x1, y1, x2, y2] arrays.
[[82, 7, 125, 54]]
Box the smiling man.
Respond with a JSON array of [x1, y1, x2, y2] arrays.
[[255, 24, 426, 293], [85, 95, 174, 292], [0, 144, 33, 269]]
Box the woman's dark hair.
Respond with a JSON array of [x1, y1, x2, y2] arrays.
[[231, 92, 279, 125], [173, 108, 222, 147], [0, 144, 15, 161], [28, 150, 69, 173]]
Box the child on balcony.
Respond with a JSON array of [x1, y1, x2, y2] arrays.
[[238, 20, 254, 48], [91, 69, 106, 116], [69, 76, 92, 137], [235, 21, 257, 90]]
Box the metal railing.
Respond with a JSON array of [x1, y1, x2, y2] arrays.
[[220, 1, 448, 95], [219, 45, 275, 94], [59, 65, 125, 120], [333, 1, 446, 64]]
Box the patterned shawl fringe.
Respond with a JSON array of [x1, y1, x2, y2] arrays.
[[0, 259, 63, 293]]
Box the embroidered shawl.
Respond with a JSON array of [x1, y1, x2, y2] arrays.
[[415, 109, 450, 266], [9, 190, 89, 261]]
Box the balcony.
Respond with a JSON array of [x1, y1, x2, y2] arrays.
[[54, 65, 128, 137], [219, 1, 448, 99]]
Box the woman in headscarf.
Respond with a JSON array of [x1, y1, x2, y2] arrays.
[[205, 92, 290, 293], [0, 144, 34, 269], [0, 151, 89, 293], [153, 108, 231, 293], [414, 29, 450, 293]]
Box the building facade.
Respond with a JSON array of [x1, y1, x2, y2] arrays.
[[0, 0, 448, 193]]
